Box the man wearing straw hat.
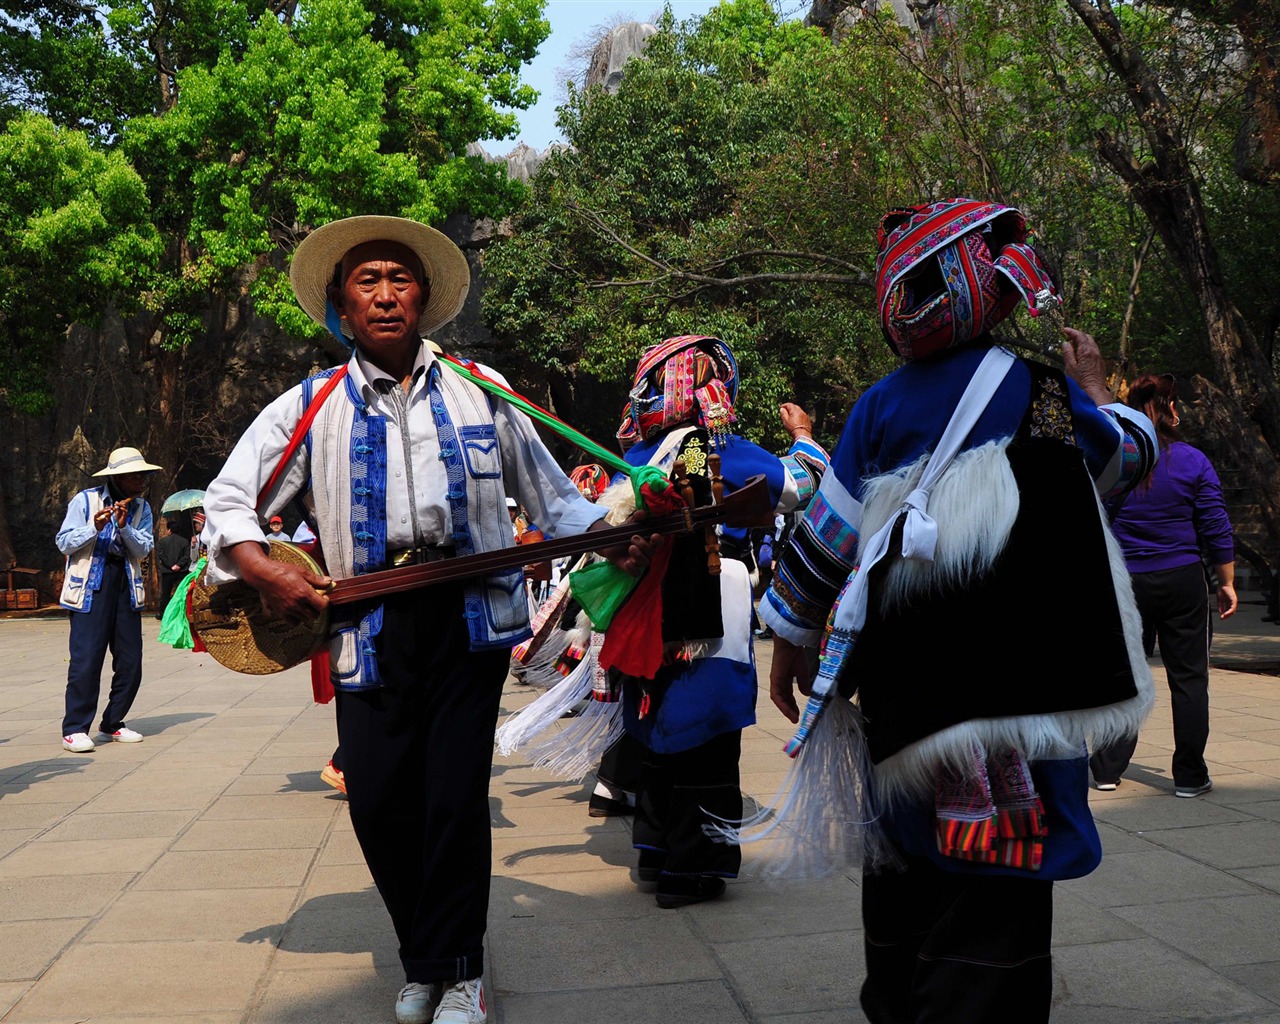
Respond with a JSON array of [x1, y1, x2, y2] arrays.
[[202, 215, 655, 1024], [56, 446, 159, 753]]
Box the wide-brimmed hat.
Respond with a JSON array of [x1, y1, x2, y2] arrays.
[[93, 447, 161, 477], [290, 216, 471, 340]]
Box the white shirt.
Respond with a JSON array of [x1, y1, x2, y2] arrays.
[[203, 343, 606, 578]]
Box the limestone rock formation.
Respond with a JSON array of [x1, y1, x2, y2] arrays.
[[585, 21, 658, 93]]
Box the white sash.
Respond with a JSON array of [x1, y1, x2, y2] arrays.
[[812, 346, 1016, 700]]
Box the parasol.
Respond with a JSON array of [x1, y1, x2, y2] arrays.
[[161, 489, 206, 514]]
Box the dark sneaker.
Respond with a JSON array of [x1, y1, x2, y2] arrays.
[[656, 875, 726, 909], [1175, 779, 1213, 799]]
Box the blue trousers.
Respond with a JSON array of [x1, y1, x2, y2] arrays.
[[63, 558, 143, 736]]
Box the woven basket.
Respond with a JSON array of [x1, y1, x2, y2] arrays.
[[188, 542, 330, 675]]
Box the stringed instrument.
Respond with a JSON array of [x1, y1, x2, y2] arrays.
[[188, 467, 771, 675]]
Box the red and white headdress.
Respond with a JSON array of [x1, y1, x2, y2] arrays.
[[568, 463, 610, 502], [875, 198, 1060, 361]]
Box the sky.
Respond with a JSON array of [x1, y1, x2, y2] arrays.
[[497, 0, 722, 152]]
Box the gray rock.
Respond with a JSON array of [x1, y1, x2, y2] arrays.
[[586, 21, 658, 94]]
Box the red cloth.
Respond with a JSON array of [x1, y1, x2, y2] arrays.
[[310, 651, 334, 704], [598, 482, 686, 679]]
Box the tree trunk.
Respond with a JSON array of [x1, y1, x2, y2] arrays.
[[1066, 0, 1280, 577], [1191, 375, 1280, 568]]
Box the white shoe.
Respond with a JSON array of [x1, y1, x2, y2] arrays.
[[433, 979, 486, 1023], [395, 982, 440, 1024], [62, 732, 95, 753], [96, 727, 144, 743]]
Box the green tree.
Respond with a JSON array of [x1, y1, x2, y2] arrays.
[[485, 0, 1280, 571], [485, 0, 896, 451], [1, 0, 547, 566], [0, 113, 162, 412], [0, 113, 162, 562]]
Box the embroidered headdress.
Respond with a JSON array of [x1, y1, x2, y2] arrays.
[[875, 198, 1060, 362], [616, 335, 739, 451], [568, 463, 610, 502]]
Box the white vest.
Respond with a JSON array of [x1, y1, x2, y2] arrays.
[[59, 488, 148, 612], [307, 362, 529, 687]]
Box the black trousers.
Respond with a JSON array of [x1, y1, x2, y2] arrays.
[[632, 728, 743, 878], [157, 571, 180, 618], [860, 853, 1054, 1024], [336, 583, 508, 984], [597, 732, 642, 794], [63, 558, 143, 735], [1090, 562, 1211, 789]]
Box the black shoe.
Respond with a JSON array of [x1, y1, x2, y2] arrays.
[[655, 875, 726, 909], [588, 792, 633, 818]]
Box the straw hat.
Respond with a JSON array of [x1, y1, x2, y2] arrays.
[[93, 447, 161, 477], [290, 216, 471, 340]]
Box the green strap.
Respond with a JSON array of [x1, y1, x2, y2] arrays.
[[440, 356, 668, 507]]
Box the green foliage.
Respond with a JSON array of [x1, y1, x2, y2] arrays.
[[485, 0, 1278, 451], [0, 114, 162, 411], [0, 0, 547, 384], [485, 0, 896, 448]]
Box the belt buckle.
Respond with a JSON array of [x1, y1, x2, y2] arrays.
[[390, 548, 416, 568]]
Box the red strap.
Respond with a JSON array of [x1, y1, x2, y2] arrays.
[[256, 366, 349, 512]]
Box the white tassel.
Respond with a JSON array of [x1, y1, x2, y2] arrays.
[[511, 628, 572, 688], [525, 699, 626, 781], [707, 699, 894, 878], [496, 654, 593, 757]]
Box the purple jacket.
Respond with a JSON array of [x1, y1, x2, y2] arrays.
[[1109, 441, 1233, 574]]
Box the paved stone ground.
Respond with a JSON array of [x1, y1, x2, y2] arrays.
[[0, 603, 1277, 1023]]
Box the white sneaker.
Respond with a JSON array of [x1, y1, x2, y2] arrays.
[[395, 982, 440, 1024], [62, 732, 95, 753], [96, 727, 144, 743], [433, 979, 486, 1023]]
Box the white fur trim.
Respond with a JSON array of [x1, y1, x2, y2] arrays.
[[861, 449, 1155, 803], [859, 441, 1019, 614]]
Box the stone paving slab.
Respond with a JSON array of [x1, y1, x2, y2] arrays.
[[0, 608, 1275, 1022]]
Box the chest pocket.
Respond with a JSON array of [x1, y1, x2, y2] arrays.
[[459, 424, 502, 479]]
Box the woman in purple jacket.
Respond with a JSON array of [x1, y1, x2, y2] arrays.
[[1090, 373, 1237, 797]]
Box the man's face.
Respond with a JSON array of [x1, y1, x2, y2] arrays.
[[328, 241, 428, 361], [116, 472, 149, 499], [269, 521, 283, 533]]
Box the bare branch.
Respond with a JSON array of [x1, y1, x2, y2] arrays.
[[1118, 225, 1157, 373], [589, 270, 870, 290], [702, 250, 868, 273], [564, 201, 873, 292]]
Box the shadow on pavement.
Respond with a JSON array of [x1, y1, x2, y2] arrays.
[[0, 756, 93, 796], [125, 711, 215, 735], [280, 769, 338, 795]]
